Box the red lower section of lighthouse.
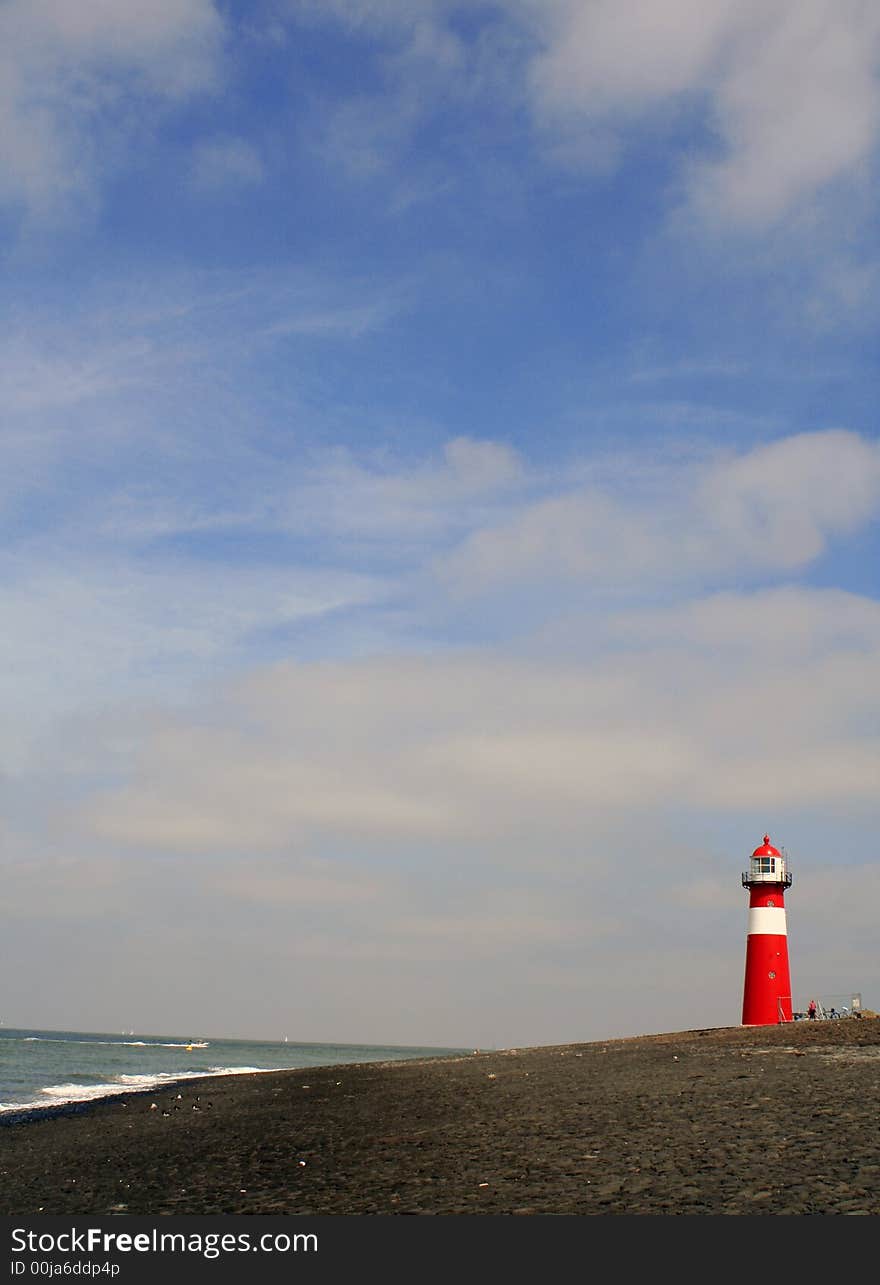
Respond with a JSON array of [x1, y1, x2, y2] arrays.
[[742, 933, 792, 1024]]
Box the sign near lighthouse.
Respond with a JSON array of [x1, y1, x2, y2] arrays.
[[741, 835, 793, 1026]]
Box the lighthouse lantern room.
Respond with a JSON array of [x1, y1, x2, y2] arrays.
[[741, 835, 793, 1026]]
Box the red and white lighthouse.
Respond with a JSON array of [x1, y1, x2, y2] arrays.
[[741, 835, 793, 1026]]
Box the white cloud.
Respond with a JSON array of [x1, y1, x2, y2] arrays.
[[527, 0, 736, 111], [210, 859, 381, 907], [0, 0, 224, 219], [0, 555, 383, 771], [700, 431, 880, 567], [0, 854, 131, 921], [286, 437, 526, 545], [437, 430, 880, 593], [78, 584, 880, 859], [693, 3, 880, 226], [607, 586, 880, 658], [524, 0, 880, 228]]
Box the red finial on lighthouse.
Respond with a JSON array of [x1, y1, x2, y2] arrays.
[[754, 835, 779, 856], [741, 834, 793, 1026]]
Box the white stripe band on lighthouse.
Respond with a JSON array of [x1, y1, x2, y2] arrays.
[[746, 906, 788, 936]]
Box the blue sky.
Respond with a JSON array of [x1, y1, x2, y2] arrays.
[[1, 1, 878, 1047]]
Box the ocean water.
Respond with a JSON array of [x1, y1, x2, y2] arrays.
[[0, 1027, 471, 1117]]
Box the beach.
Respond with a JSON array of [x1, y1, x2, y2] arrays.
[[1, 1017, 877, 1216]]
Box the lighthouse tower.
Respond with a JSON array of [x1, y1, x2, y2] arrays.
[[741, 835, 793, 1026]]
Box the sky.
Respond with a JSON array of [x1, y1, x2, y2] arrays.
[[1, 0, 878, 1050]]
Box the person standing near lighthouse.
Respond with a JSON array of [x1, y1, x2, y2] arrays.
[[741, 834, 794, 1026]]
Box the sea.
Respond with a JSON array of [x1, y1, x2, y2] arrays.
[[0, 1027, 472, 1119]]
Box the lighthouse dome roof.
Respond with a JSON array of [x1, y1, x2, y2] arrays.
[[752, 834, 781, 858]]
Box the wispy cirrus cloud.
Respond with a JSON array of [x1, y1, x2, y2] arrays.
[[291, 2, 880, 233], [282, 437, 527, 553], [190, 135, 264, 190], [0, 266, 407, 526]]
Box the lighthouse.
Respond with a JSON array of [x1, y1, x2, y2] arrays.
[[741, 835, 793, 1026]]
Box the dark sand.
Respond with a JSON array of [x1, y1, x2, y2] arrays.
[[1, 1018, 877, 1216]]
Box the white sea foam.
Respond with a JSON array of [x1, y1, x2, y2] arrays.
[[205, 1066, 271, 1075], [16, 1037, 209, 1048], [114, 1073, 192, 1088], [0, 1083, 131, 1112], [41, 1082, 126, 1101], [0, 1064, 292, 1114], [1, 1028, 457, 1118]]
